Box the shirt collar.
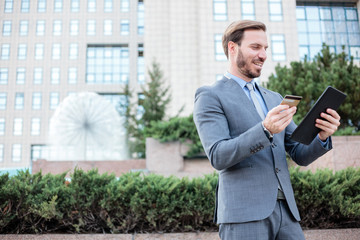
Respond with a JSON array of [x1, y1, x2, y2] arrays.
[[224, 71, 258, 91]]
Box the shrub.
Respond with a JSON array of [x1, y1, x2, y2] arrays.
[[0, 167, 359, 233], [145, 114, 204, 157], [267, 44, 360, 131]]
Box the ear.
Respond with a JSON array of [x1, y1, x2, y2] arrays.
[[228, 41, 238, 57]]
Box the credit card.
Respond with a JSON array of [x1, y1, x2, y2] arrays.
[[280, 95, 302, 107]]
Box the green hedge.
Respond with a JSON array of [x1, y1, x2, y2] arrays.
[[0, 167, 359, 233]]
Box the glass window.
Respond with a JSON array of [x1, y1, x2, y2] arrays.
[[0, 93, 7, 110], [2, 21, 12, 36], [350, 46, 360, 59], [31, 118, 41, 136], [16, 68, 26, 85], [31, 145, 50, 161], [86, 45, 129, 84], [68, 67, 77, 84], [15, 93, 24, 110], [38, 0, 46, 12], [0, 68, 8, 84], [215, 34, 226, 61], [1, 44, 10, 60], [36, 20, 45, 36], [297, 5, 360, 60], [5, 0, 13, 13], [18, 44, 27, 60], [54, 0, 63, 12], [33, 68, 43, 85], [13, 118, 23, 136], [346, 8, 358, 21], [320, 7, 332, 20], [104, 20, 112, 35], [88, 0, 96, 12], [271, 34, 286, 61], [71, 0, 80, 12], [0, 119, 5, 135], [296, 6, 305, 20], [51, 67, 60, 84], [87, 20, 96, 35], [19, 20, 29, 36], [50, 92, 59, 110], [12, 144, 22, 162], [269, 0, 283, 21], [121, 20, 130, 35], [53, 20, 62, 36], [69, 43, 78, 60], [70, 20, 79, 36], [35, 44, 44, 60], [21, 0, 30, 13], [52, 43, 61, 60], [32, 92, 42, 110], [241, 0, 255, 20], [213, 0, 227, 21], [121, 0, 129, 12], [100, 93, 127, 114], [138, 0, 144, 35], [104, 0, 112, 12], [138, 44, 144, 84]]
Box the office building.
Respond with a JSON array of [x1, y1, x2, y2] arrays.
[[0, 0, 359, 173]]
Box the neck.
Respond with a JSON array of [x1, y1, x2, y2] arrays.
[[227, 66, 253, 82]]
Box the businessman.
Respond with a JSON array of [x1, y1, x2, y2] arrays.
[[193, 20, 340, 239]]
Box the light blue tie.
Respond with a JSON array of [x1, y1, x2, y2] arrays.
[[246, 82, 265, 120]]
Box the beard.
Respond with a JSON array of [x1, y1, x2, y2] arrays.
[[236, 50, 262, 79]]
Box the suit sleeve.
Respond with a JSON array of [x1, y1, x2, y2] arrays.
[[284, 120, 332, 166], [193, 86, 272, 171]]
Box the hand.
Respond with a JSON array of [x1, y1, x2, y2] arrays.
[[316, 108, 341, 141], [263, 105, 297, 134]]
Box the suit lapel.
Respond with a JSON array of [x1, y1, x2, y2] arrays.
[[223, 77, 263, 121], [258, 85, 278, 113]]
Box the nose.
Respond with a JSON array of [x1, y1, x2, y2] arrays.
[[258, 48, 267, 61]]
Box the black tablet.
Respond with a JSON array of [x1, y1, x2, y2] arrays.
[[290, 86, 347, 145]]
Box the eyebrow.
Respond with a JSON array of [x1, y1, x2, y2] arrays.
[[249, 43, 268, 49]]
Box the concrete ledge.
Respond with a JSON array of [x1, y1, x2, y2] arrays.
[[1, 229, 360, 240]]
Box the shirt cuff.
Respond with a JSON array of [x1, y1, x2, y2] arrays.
[[317, 135, 329, 147]]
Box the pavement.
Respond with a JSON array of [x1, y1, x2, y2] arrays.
[[1, 229, 360, 240]]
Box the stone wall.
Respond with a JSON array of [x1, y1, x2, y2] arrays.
[[299, 136, 360, 172], [32, 136, 360, 178], [32, 159, 147, 177]]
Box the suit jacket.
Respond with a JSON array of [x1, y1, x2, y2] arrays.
[[193, 76, 332, 224]]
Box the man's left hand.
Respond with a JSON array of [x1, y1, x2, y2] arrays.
[[316, 108, 341, 141]]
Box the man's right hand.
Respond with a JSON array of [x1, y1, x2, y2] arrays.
[[263, 104, 296, 134]]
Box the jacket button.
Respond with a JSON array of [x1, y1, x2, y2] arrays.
[[275, 168, 280, 173]]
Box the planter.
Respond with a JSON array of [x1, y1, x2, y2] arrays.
[[145, 138, 190, 173], [300, 136, 360, 172]]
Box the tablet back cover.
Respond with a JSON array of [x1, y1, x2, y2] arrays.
[[290, 86, 347, 145]]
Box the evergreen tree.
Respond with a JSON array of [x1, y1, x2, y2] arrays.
[[123, 60, 171, 158], [267, 44, 360, 130]]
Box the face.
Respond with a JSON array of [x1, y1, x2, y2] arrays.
[[230, 29, 268, 82]]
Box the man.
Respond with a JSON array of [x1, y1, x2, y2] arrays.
[[193, 20, 340, 239]]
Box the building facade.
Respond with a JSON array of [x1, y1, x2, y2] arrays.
[[0, 0, 359, 173]]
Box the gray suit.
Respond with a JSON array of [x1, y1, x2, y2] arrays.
[[193, 76, 332, 224]]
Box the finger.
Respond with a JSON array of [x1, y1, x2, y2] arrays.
[[315, 119, 338, 132], [271, 104, 290, 114], [319, 113, 340, 127], [326, 108, 341, 120]]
